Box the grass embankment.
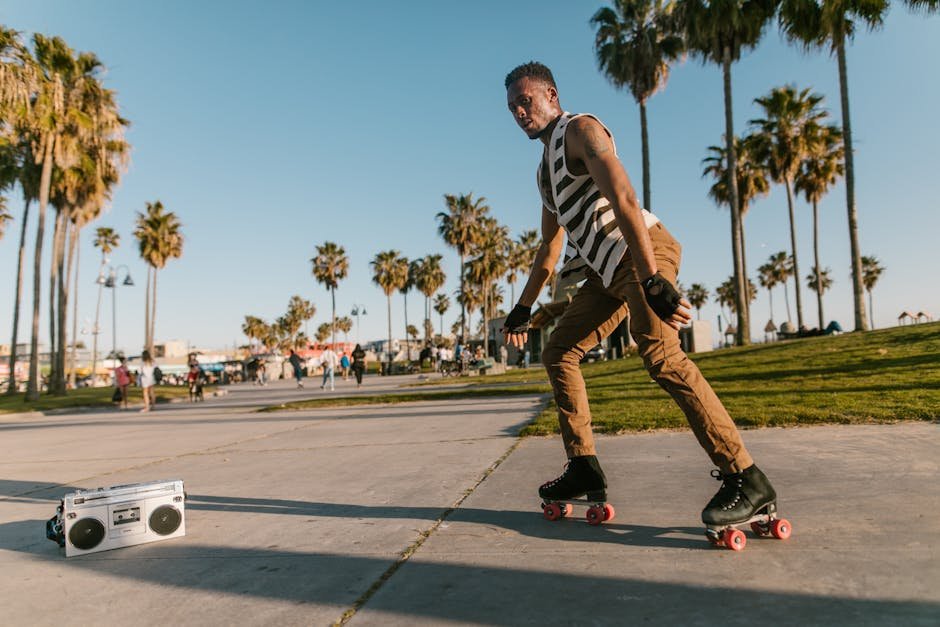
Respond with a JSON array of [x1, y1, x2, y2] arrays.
[[0, 385, 212, 415], [263, 322, 940, 436]]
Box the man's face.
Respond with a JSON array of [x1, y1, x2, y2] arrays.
[[507, 77, 558, 140]]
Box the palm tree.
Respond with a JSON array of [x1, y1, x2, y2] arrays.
[[506, 229, 538, 305], [757, 259, 779, 325], [22, 34, 88, 401], [778, 0, 939, 331], [436, 193, 488, 341], [795, 123, 844, 329], [677, 0, 777, 346], [861, 255, 884, 329], [315, 322, 332, 345], [0, 197, 10, 237], [371, 250, 408, 372], [686, 283, 709, 320], [285, 295, 316, 347], [311, 241, 348, 348], [805, 266, 833, 325], [763, 250, 793, 323], [398, 258, 417, 361], [716, 275, 757, 340], [466, 216, 509, 357], [134, 200, 183, 354], [592, 0, 685, 211], [241, 315, 266, 353], [334, 316, 353, 345], [702, 133, 770, 297], [412, 254, 446, 342], [750, 85, 829, 330], [433, 293, 450, 339], [89, 227, 119, 381]]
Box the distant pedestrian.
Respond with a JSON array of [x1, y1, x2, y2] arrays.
[[340, 353, 351, 380], [256, 360, 267, 386], [113, 357, 130, 409], [186, 363, 204, 401], [351, 344, 366, 388], [139, 350, 156, 412], [500, 344, 508, 364], [288, 349, 304, 389], [320, 346, 338, 391]]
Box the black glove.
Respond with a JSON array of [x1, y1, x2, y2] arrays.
[[642, 273, 682, 321], [503, 304, 532, 334]]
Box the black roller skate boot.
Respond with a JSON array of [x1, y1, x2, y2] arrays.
[[702, 464, 791, 551], [538, 456, 614, 525]]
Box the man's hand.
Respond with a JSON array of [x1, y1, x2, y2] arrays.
[[502, 303, 531, 348], [642, 273, 692, 330]]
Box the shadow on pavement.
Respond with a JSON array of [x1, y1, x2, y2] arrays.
[[3, 518, 936, 626]]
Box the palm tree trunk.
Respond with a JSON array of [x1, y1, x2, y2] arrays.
[[402, 291, 409, 362], [6, 199, 30, 395], [144, 267, 151, 354], [54, 218, 70, 395], [482, 280, 490, 358], [812, 199, 824, 328], [27, 135, 55, 401], [331, 287, 337, 348], [150, 269, 158, 354], [722, 50, 749, 346], [386, 293, 393, 373], [67, 226, 81, 389], [868, 290, 875, 329], [459, 255, 466, 341], [768, 287, 774, 325], [784, 178, 804, 329], [48, 210, 65, 392], [91, 257, 105, 385], [783, 281, 792, 323], [640, 99, 651, 212], [837, 37, 868, 331]]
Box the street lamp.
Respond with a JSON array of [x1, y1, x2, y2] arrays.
[[98, 265, 134, 359], [351, 305, 367, 344]]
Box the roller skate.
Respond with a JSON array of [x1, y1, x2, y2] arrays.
[[702, 464, 792, 551], [539, 455, 615, 526]]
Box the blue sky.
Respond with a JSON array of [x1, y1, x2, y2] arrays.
[[2, 1, 938, 353]]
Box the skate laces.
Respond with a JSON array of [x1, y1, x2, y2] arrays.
[[711, 469, 744, 511], [541, 462, 571, 490]]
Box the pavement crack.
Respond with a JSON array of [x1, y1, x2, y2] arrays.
[[333, 436, 525, 626]]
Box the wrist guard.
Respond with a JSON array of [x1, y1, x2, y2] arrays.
[[642, 273, 682, 320], [503, 304, 532, 334]]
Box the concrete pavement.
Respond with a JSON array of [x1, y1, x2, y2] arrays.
[[1, 374, 937, 626]]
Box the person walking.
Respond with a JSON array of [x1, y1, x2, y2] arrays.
[[288, 349, 304, 389], [351, 343, 366, 388], [502, 62, 778, 532], [340, 353, 351, 380], [319, 346, 338, 391], [139, 350, 156, 412], [113, 356, 131, 410]]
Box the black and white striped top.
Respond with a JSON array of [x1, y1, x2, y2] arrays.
[[537, 112, 659, 287]]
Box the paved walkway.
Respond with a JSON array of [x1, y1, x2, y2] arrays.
[[1, 375, 937, 625]]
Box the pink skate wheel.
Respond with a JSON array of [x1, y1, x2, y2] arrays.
[[770, 518, 792, 540], [724, 528, 746, 551], [543, 503, 562, 521], [586, 505, 604, 526], [603, 504, 615, 522]]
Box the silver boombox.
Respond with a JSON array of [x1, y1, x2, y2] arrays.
[[47, 479, 186, 557]]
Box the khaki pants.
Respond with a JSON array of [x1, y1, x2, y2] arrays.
[[541, 222, 753, 474]]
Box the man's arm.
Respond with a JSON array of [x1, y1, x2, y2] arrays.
[[503, 205, 564, 348], [566, 116, 691, 329]]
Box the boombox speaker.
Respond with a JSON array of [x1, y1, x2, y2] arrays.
[[49, 479, 186, 557]]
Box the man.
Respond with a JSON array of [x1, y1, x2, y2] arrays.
[[288, 349, 304, 389], [319, 346, 338, 391], [502, 62, 778, 531]]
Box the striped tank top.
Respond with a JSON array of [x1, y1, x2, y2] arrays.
[[537, 112, 659, 287]]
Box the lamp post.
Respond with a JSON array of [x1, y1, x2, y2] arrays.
[[98, 264, 134, 359], [351, 305, 367, 344]]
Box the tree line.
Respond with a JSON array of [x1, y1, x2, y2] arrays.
[[591, 0, 937, 344], [0, 28, 183, 400]]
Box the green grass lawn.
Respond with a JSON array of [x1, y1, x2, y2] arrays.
[[0, 385, 212, 415], [265, 322, 940, 436]]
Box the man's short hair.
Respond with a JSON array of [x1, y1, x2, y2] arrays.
[[504, 61, 557, 90]]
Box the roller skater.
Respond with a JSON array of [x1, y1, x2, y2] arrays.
[[502, 62, 789, 547]]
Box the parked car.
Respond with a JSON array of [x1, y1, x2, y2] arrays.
[[581, 345, 607, 363]]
